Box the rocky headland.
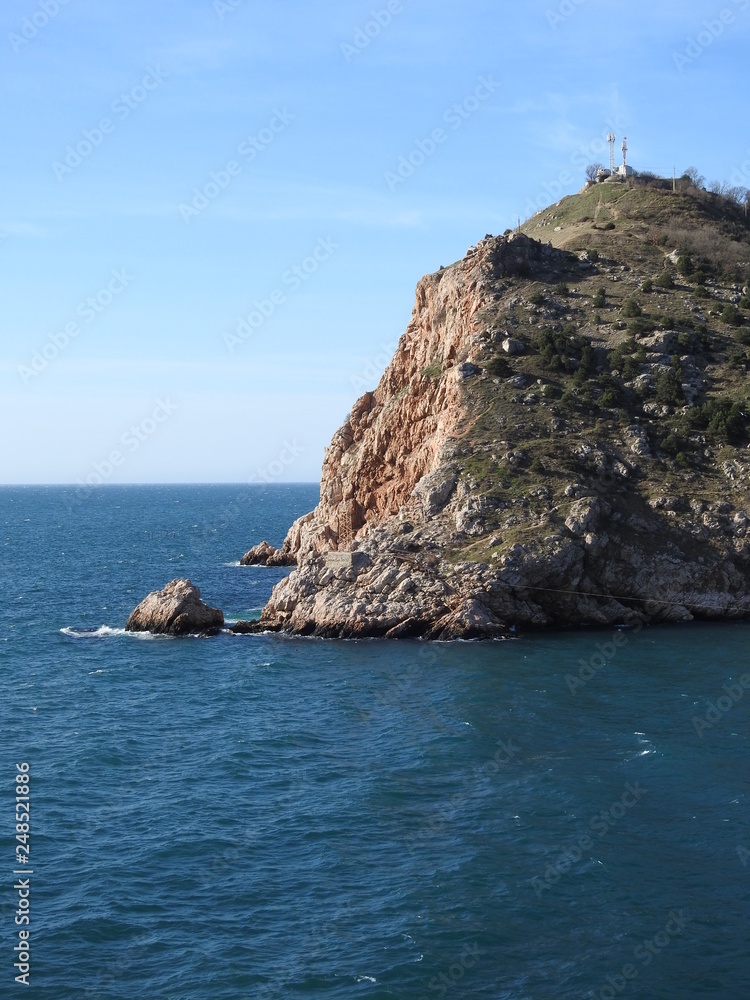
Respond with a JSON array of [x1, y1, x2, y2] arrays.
[[240, 177, 750, 638]]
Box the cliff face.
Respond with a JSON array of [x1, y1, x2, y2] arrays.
[[278, 235, 554, 559], [248, 179, 750, 638]]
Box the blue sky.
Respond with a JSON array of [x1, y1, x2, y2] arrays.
[[2, 0, 748, 484]]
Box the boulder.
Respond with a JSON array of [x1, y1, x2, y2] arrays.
[[502, 337, 526, 355], [565, 498, 601, 537], [125, 579, 224, 635], [458, 361, 482, 379], [412, 468, 458, 518]]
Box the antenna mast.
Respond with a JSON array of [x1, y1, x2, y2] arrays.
[[607, 133, 616, 175], [622, 136, 628, 173]]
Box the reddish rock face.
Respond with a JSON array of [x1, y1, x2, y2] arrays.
[[236, 209, 750, 639], [276, 234, 549, 562], [126, 579, 224, 635]]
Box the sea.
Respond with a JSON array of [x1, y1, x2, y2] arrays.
[[1, 484, 749, 999]]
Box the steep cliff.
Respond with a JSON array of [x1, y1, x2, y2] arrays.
[[243, 178, 750, 638]]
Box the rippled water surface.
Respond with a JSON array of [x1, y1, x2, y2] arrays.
[[1, 486, 749, 999]]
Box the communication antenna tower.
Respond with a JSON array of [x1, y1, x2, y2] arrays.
[[607, 133, 616, 175], [622, 136, 628, 172]]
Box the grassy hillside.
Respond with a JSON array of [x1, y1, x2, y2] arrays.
[[435, 178, 750, 562]]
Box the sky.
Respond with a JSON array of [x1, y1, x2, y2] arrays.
[[1, 0, 749, 484]]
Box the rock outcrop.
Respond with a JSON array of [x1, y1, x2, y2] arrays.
[[126, 579, 224, 635], [239, 180, 750, 638], [240, 541, 296, 566]]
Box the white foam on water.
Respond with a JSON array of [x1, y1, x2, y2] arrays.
[[60, 625, 162, 640], [61, 625, 127, 638]]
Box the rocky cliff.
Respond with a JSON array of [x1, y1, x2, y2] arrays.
[[245, 177, 750, 637]]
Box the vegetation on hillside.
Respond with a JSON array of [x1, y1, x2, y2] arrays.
[[434, 179, 750, 553]]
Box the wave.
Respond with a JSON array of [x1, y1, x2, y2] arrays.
[[60, 625, 159, 640]]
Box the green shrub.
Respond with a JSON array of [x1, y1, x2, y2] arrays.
[[603, 221, 616, 231], [628, 317, 657, 336], [662, 315, 676, 329], [722, 304, 744, 327], [554, 282, 570, 297], [739, 296, 750, 310], [656, 271, 674, 289], [588, 249, 600, 262], [735, 329, 750, 346], [677, 252, 694, 276], [574, 345, 596, 383], [694, 286, 711, 299], [622, 299, 642, 318], [599, 388, 619, 407], [487, 357, 512, 378], [728, 348, 749, 370], [660, 433, 685, 455], [559, 390, 577, 408], [677, 332, 694, 351], [593, 287, 606, 308], [655, 373, 684, 406], [680, 398, 748, 445], [533, 328, 571, 371], [642, 278, 653, 293], [528, 291, 545, 305]]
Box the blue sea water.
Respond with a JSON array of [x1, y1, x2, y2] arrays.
[[1, 484, 749, 999]]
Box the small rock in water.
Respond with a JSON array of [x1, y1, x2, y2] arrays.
[[125, 578, 224, 636]]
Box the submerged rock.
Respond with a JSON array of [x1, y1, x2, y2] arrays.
[[125, 579, 224, 636]]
